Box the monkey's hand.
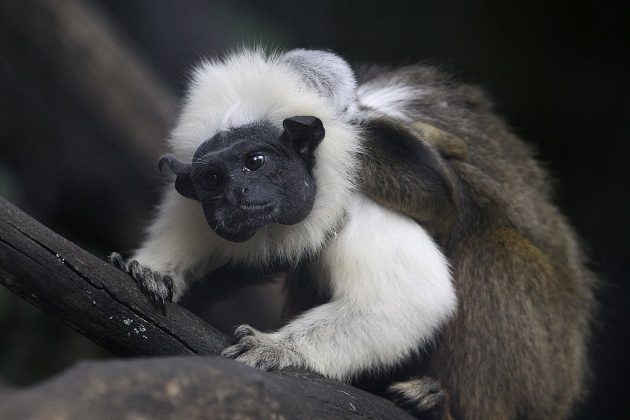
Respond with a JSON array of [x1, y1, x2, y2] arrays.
[[108, 252, 174, 314], [221, 325, 305, 372]]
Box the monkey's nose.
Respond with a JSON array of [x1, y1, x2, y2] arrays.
[[225, 186, 249, 205]]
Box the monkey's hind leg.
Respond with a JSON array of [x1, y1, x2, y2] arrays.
[[387, 377, 453, 420], [109, 252, 174, 314]]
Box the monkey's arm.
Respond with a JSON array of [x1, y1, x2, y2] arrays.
[[358, 118, 463, 249], [223, 193, 457, 381], [115, 189, 225, 304], [355, 65, 478, 248]]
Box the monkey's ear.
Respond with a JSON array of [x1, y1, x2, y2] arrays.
[[158, 154, 199, 201], [281, 116, 325, 159]]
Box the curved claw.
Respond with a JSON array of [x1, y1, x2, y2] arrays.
[[163, 276, 174, 302]]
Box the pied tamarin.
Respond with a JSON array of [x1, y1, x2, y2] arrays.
[[111, 48, 595, 420]]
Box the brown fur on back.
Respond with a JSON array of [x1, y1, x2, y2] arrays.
[[359, 65, 596, 419]]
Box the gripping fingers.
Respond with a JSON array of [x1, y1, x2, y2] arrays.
[[221, 341, 252, 359], [108, 252, 174, 315], [108, 252, 128, 272], [221, 325, 258, 359], [130, 262, 169, 314], [222, 325, 303, 372]]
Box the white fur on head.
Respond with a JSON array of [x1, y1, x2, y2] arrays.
[[167, 48, 361, 266], [280, 49, 359, 118]]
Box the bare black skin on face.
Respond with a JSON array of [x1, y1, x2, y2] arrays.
[[159, 116, 325, 242]]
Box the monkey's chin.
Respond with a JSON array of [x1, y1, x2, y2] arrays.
[[204, 206, 272, 242], [213, 227, 257, 243]]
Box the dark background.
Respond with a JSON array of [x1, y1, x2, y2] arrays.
[[0, 1, 628, 418]]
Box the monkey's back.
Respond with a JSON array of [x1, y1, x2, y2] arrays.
[[358, 65, 596, 419]]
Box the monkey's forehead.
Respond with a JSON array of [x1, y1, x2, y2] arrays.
[[170, 50, 343, 161], [193, 121, 283, 159]]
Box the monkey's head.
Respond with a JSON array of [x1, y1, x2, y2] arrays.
[[159, 116, 325, 242]]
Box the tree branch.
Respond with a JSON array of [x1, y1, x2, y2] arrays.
[[0, 196, 413, 418], [0, 357, 413, 419], [0, 196, 229, 356]]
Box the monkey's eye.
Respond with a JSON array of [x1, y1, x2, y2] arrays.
[[244, 154, 265, 171]]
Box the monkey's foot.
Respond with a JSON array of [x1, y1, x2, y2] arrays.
[[221, 325, 304, 371], [387, 377, 451, 420], [108, 252, 174, 314]]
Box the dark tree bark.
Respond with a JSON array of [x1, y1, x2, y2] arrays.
[[0, 357, 413, 419], [0, 196, 229, 356]]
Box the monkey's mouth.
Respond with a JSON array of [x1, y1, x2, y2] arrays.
[[238, 201, 274, 212], [209, 202, 277, 242]]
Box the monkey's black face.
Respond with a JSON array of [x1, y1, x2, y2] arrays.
[[159, 116, 325, 242]]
